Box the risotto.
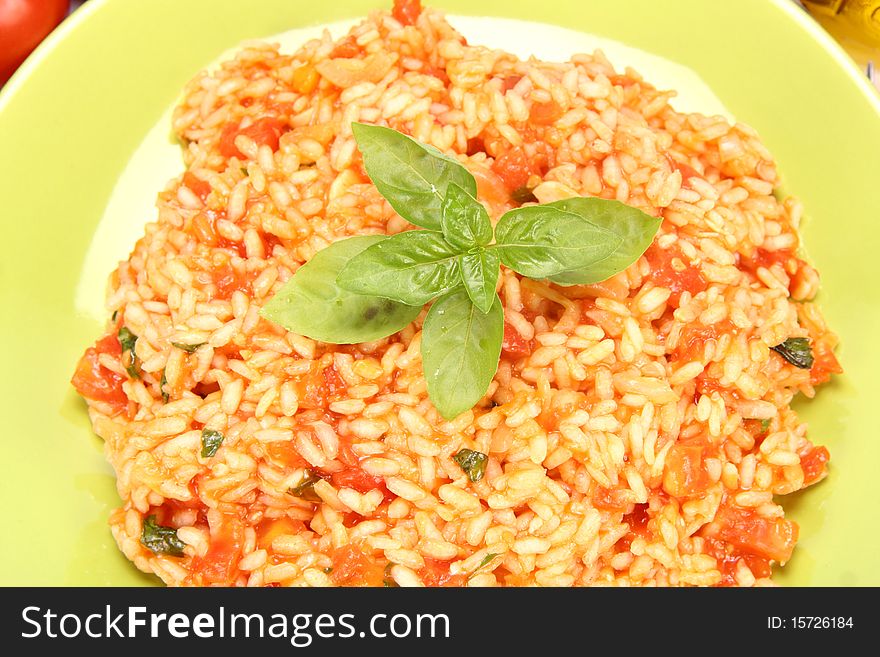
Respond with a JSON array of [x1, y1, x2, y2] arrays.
[[71, 0, 841, 587]]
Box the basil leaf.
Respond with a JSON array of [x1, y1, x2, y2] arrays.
[[422, 289, 503, 419], [337, 230, 461, 306], [118, 326, 140, 379], [452, 448, 489, 482], [289, 470, 322, 501], [171, 342, 205, 353], [510, 186, 537, 205], [160, 370, 169, 403], [459, 249, 500, 314], [140, 515, 185, 557], [541, 197, 662, 286], [441, 182, 493, 250], [771, 337, 814, 369], [260, 236, 421, 344], [200, 429, 225, 458], [493, 205, 623, 280], [352, 122, 477, 230]]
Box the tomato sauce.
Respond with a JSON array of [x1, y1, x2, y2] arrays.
[[256, 516, 307, 551], [703, 537, 772, 587], [591, 486, 631, 513], [190, 210, 246, 255], [330, 36, 361, 58], [644, 242, 708, 308], [71, 333, 128, 415], [210, 262, 256, 300]]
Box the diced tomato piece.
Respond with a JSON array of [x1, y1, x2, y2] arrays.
[[672, 319, 734, 362], [331, 466, 385, 494], [190, 515, 245, 586], [709, 503, 798, 564], [182, 171, 211, 201], [703, 537, 772, 587], [799, 445, 830, 486], [219, 117, 287, 159], [292, 64, 319, 94], [330, 544, 386, 586], [491, 147, 532, 191], [608, 74, 638, 87], [644, 242, 708, 308], [501, 321, 533, 359], [529, 98, 563, 125], [330, 36, 361, 58], [663, 440, 714, 498], [71, 334, 128, 414], [420, 558, 468, 587], [809, 341, 842, 386], [265, 441, 309, 470], [500, 75, 522, 92], [257, 516, 307, 550], [300, 363, 347, 409], [392, 0, 422, 26]]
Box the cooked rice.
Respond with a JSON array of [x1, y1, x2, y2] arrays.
[[72, 1, 841, 587]]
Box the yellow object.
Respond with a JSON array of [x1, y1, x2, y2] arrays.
[[802, 0, 880, 67]]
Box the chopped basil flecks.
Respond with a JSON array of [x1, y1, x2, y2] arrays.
[[160, 370, 169, 403], [760, 418, 772, 433], [771, 337, 814, 369], [171, 342, 206, 353], [289, 471, 322, 501], [118, 326, 140, 379], [452, 448, 488, 483], [140, 515, 186, 556], [200, 429, 225, 458]]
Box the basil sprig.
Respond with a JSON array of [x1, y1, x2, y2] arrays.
[[261, 124, 661, 419]]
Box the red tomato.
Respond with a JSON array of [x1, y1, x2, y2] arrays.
[[392, 0, 422, 26], [591, 486, 631, 512], [703, 537, 772, 587], [330, 466, 385, 494], [662, 440, 714, 498], [420, 558, 468, 587], [71, 333, 128, 414], [809, 341, 842, 386], [491, 147, 532, 191], [501, 321, 533, 359], [218, 117, 287, 159], [330, 36, 360, 58], [708, 503, 798, 564], [529, 98, 563, 125], [643, 242, 708, 307], [190, 515, 245, 586], [671, 319, 734, 362], [0, 0, 68, 85], [329, 544, 386, 586], [210, 262, 254, 299], [799, 445, 830, 486], [182, 171, 211, 201]]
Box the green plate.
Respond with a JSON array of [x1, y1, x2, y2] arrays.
[[1, 0, 878, 586]]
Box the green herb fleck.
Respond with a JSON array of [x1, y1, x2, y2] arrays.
[[771, 337, 814, 369], [200, 429, 225, 458], [118, 327, 140, 379], [289, 471, 322, 501], [171, 342, 206, 353], [473, 552, 499, 574], [383, 561, 398, 587], [140, 515, 185, 556], [111, 310, 118, 322], [760, 418, 772, 433], [452, 448, 489, 483], [260, 124, 661, 419], [323, 567, 333, 574], [160, 370, 169, 403], [510, 186, 537, 205]]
